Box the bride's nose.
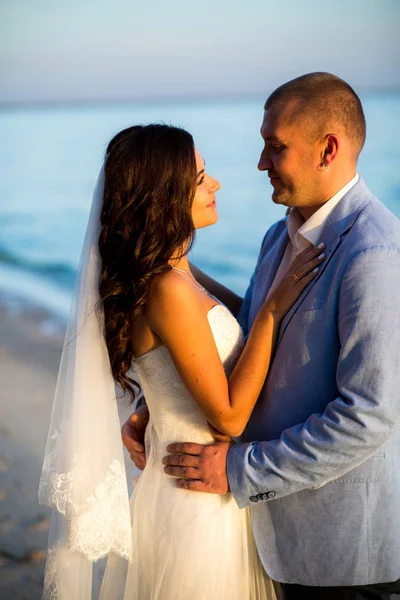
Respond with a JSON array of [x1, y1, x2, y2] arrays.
[[209, 177, 220, 192]]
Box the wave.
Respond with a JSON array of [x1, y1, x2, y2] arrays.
[[0, 244, 77, 291], [0, 246, 73, 322]]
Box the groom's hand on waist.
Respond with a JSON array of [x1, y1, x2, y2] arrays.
[[121, 404, 149, 470], [162, 436, 232, 494]]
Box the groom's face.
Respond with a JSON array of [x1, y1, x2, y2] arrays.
[[258, 101, 322, 208]]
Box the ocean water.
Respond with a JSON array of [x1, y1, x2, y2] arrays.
[[0, 94, 399, 322]]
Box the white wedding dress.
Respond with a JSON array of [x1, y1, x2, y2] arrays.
[[99, 304, 275, 600]]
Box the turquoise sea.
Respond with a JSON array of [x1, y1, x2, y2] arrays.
[[0, 94, 399, 322]]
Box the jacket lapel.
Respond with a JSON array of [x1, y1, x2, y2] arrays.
[[275, 220, 340, 347], [274, 177, 372, 349], [251, 226, 289, 321]]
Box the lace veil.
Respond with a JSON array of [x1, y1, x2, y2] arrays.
[[38, 163, 132, 599]]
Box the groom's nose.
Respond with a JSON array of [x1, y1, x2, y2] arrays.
[[258, 150, 272, 171]]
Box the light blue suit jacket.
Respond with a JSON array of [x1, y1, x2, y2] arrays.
[[227, 178, 400, 586]]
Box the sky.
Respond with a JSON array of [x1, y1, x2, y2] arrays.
[[1, 0, 399, 104]]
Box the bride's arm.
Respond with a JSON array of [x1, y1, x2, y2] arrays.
[[147, 245, 324, 438], [189, 262, 243, 316]]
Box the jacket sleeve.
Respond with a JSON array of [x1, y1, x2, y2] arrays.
[[228, 246, 400, 508]]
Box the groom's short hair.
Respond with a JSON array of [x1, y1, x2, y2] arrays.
[[265, 72, 366, 156]]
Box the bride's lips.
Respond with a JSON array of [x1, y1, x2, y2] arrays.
[[206, 199, 217, 208]]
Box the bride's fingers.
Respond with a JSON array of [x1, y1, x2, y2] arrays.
[[293, 253, 325, 280], [166, 442, 204, 455], [293, 267, 320, 291], [291, 243, 325, 271]]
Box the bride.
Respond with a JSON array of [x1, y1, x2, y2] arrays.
[[39, 124, 324, 599]]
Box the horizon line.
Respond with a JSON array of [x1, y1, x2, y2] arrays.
[[1, 85, 400, 110]]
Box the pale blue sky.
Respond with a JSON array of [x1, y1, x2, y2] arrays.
[[1, 0, 399, 103]]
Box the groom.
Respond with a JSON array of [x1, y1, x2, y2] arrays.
[[123, 73, 400, 599]]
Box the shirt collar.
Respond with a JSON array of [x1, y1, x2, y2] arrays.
[[287, 173, 359, 252]]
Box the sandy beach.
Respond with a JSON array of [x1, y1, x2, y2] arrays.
[[2, 267, 399, 598], [0, 290, 140, 600], [0, 300, 65, 599]]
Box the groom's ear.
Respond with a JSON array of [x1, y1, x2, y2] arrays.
[[321, 133, 340, 166]]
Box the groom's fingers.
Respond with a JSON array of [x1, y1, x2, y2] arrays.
[[175, 478, 229, 494], [175, 479, 205, 492], [163, 465, 199, 479], [123, 435, 145, 454], [166, 442, 204, 455], [162, 453, 199, 468]]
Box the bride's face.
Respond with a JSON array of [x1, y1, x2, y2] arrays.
[[191, 148, 220, 229]]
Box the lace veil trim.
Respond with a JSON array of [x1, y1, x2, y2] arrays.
[[38, 163, 132, 599]]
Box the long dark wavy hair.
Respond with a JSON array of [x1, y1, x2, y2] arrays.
[[98, 124, 197, 400]]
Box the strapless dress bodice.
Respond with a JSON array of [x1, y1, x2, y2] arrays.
[[133, 304, 244, 444]]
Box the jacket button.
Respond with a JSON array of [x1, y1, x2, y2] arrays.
[[267, 491, 276, 499], [249, 495, 259, 503]]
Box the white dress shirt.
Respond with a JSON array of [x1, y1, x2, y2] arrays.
[[266, 173, 359, 300]]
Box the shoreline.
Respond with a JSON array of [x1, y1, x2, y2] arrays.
[[0, 297, 65, 599], [0, 290, 138, 599], [0, 263, 71, 326]]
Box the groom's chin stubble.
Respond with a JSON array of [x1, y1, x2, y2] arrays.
[[271, 189, 287, 206]]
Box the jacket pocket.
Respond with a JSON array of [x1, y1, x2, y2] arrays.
[[294, 307, 325, 324], [327, 452, 386, 484]]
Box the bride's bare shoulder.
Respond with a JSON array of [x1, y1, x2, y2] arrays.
[[147, 269, 200, 316]]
